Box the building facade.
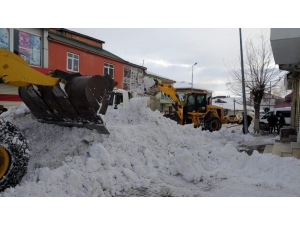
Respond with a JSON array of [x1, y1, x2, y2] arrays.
[[0, 28, 147, 108], [271, 28, 300, 141]]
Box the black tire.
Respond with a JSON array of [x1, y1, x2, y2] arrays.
[[0, 119, 29, 192], [204, 117, 222, 132], [259, 123, 269, 131]]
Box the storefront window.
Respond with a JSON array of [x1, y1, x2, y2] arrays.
[[13, 29, 41, 66], [0, 28, 10, 50]]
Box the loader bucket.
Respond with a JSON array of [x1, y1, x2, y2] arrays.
[[19, 70, 117, 135]]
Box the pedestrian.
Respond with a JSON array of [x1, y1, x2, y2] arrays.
[[277, 112, 286, 134], [239, 112, 252, 134], [273, 114, 278, 133], [267, 114, 277, 134]]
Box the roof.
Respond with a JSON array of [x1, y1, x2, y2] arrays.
[[263, 92, 284, 99], [146, 71, 176, 83], [56, 28, 105, 44], [285, 92, 292, 100], [48, 32, 124, 62], [274, 101, 291, 108], [126, 62, 147, 71]]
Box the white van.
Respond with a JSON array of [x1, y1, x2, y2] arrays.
[[259, 107, 291, 125]]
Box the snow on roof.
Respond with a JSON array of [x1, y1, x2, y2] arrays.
[[173, 81, 213, 93], [212, 97, 254, 111], [146, 72, 213, 93]]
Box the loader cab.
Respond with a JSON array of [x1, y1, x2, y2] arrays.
[[184, 92, 207, 113], [108, 88, 131, 109]]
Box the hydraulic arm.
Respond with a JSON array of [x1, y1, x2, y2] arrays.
[[0, 48, 117, 134]]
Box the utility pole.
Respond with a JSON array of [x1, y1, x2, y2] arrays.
[[239, 28, 248, 134], [233, 98, 236, 115]]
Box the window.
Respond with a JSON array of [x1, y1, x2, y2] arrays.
[[115, 93, 123, 105], [13, 29, 41, 66], [261, 111, 273, 119], [0, 28, 9, 50], [67, 52, 79, 72], [104, 62, 114, 78], [108, 92, 123, 106], [276, 111, 290, 117]]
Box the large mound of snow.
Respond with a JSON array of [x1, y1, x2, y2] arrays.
[[1, 99, 300, 197]]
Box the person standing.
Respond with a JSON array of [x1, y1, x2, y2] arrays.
[[267, 114, 277, 134], [239, 112, 252, 134], [278, 113, 286, 134]]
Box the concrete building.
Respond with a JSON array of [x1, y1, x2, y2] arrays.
[[271, 28, 300, 140]]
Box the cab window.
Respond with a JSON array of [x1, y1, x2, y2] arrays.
[[276, 111, 290, 117], [185, 94, 195, 106], [261, 111, 273, 119], [115, 93, 123, 104]]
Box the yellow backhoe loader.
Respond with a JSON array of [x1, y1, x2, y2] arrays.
[[0, 48, 117, 192], [143, 79, 228, 131]]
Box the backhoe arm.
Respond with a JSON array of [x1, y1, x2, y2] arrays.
[[156, 83, 183, 109], [0, 48, 59, 87], [155, 82, 184, 124]]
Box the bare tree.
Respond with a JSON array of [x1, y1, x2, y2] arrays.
[[226, 32, 282, 131]]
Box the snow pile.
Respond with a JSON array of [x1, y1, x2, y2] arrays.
[[1, 99, 300, 197], [132, 77, 159, 96]]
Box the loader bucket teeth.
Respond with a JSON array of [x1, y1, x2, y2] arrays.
[[19, 70, 117, 135]]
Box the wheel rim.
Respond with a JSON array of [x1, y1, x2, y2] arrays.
[[211, 120, 219, 130], [0, 146, 10, 179]]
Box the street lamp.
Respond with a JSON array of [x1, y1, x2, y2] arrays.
[[192, 62, 197, 92]]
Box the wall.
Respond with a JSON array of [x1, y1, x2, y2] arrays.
[[123, 65, 144, 91], [48, 41, 124, 89]]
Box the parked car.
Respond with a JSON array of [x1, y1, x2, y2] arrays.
[[259, 107, 291, 126], [227, 115, 240, 124]]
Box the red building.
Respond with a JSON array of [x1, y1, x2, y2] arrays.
[[0, 28, 146, 108], [47, 28, 128, 88]]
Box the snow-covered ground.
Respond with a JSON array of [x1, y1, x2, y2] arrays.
[[0, 98, 298, 223]]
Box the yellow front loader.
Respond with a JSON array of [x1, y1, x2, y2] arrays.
[[143, 79, 228, 131], [0, 48, 117, 192]]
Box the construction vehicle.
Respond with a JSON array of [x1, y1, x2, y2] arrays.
[[0, 48, 117, 192], [108, 87, 160, 112], [142, 79, 228, 131]]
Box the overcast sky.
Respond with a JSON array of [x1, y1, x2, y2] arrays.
[[69, 28, 271, 96], [8, 1, 291, 97]]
